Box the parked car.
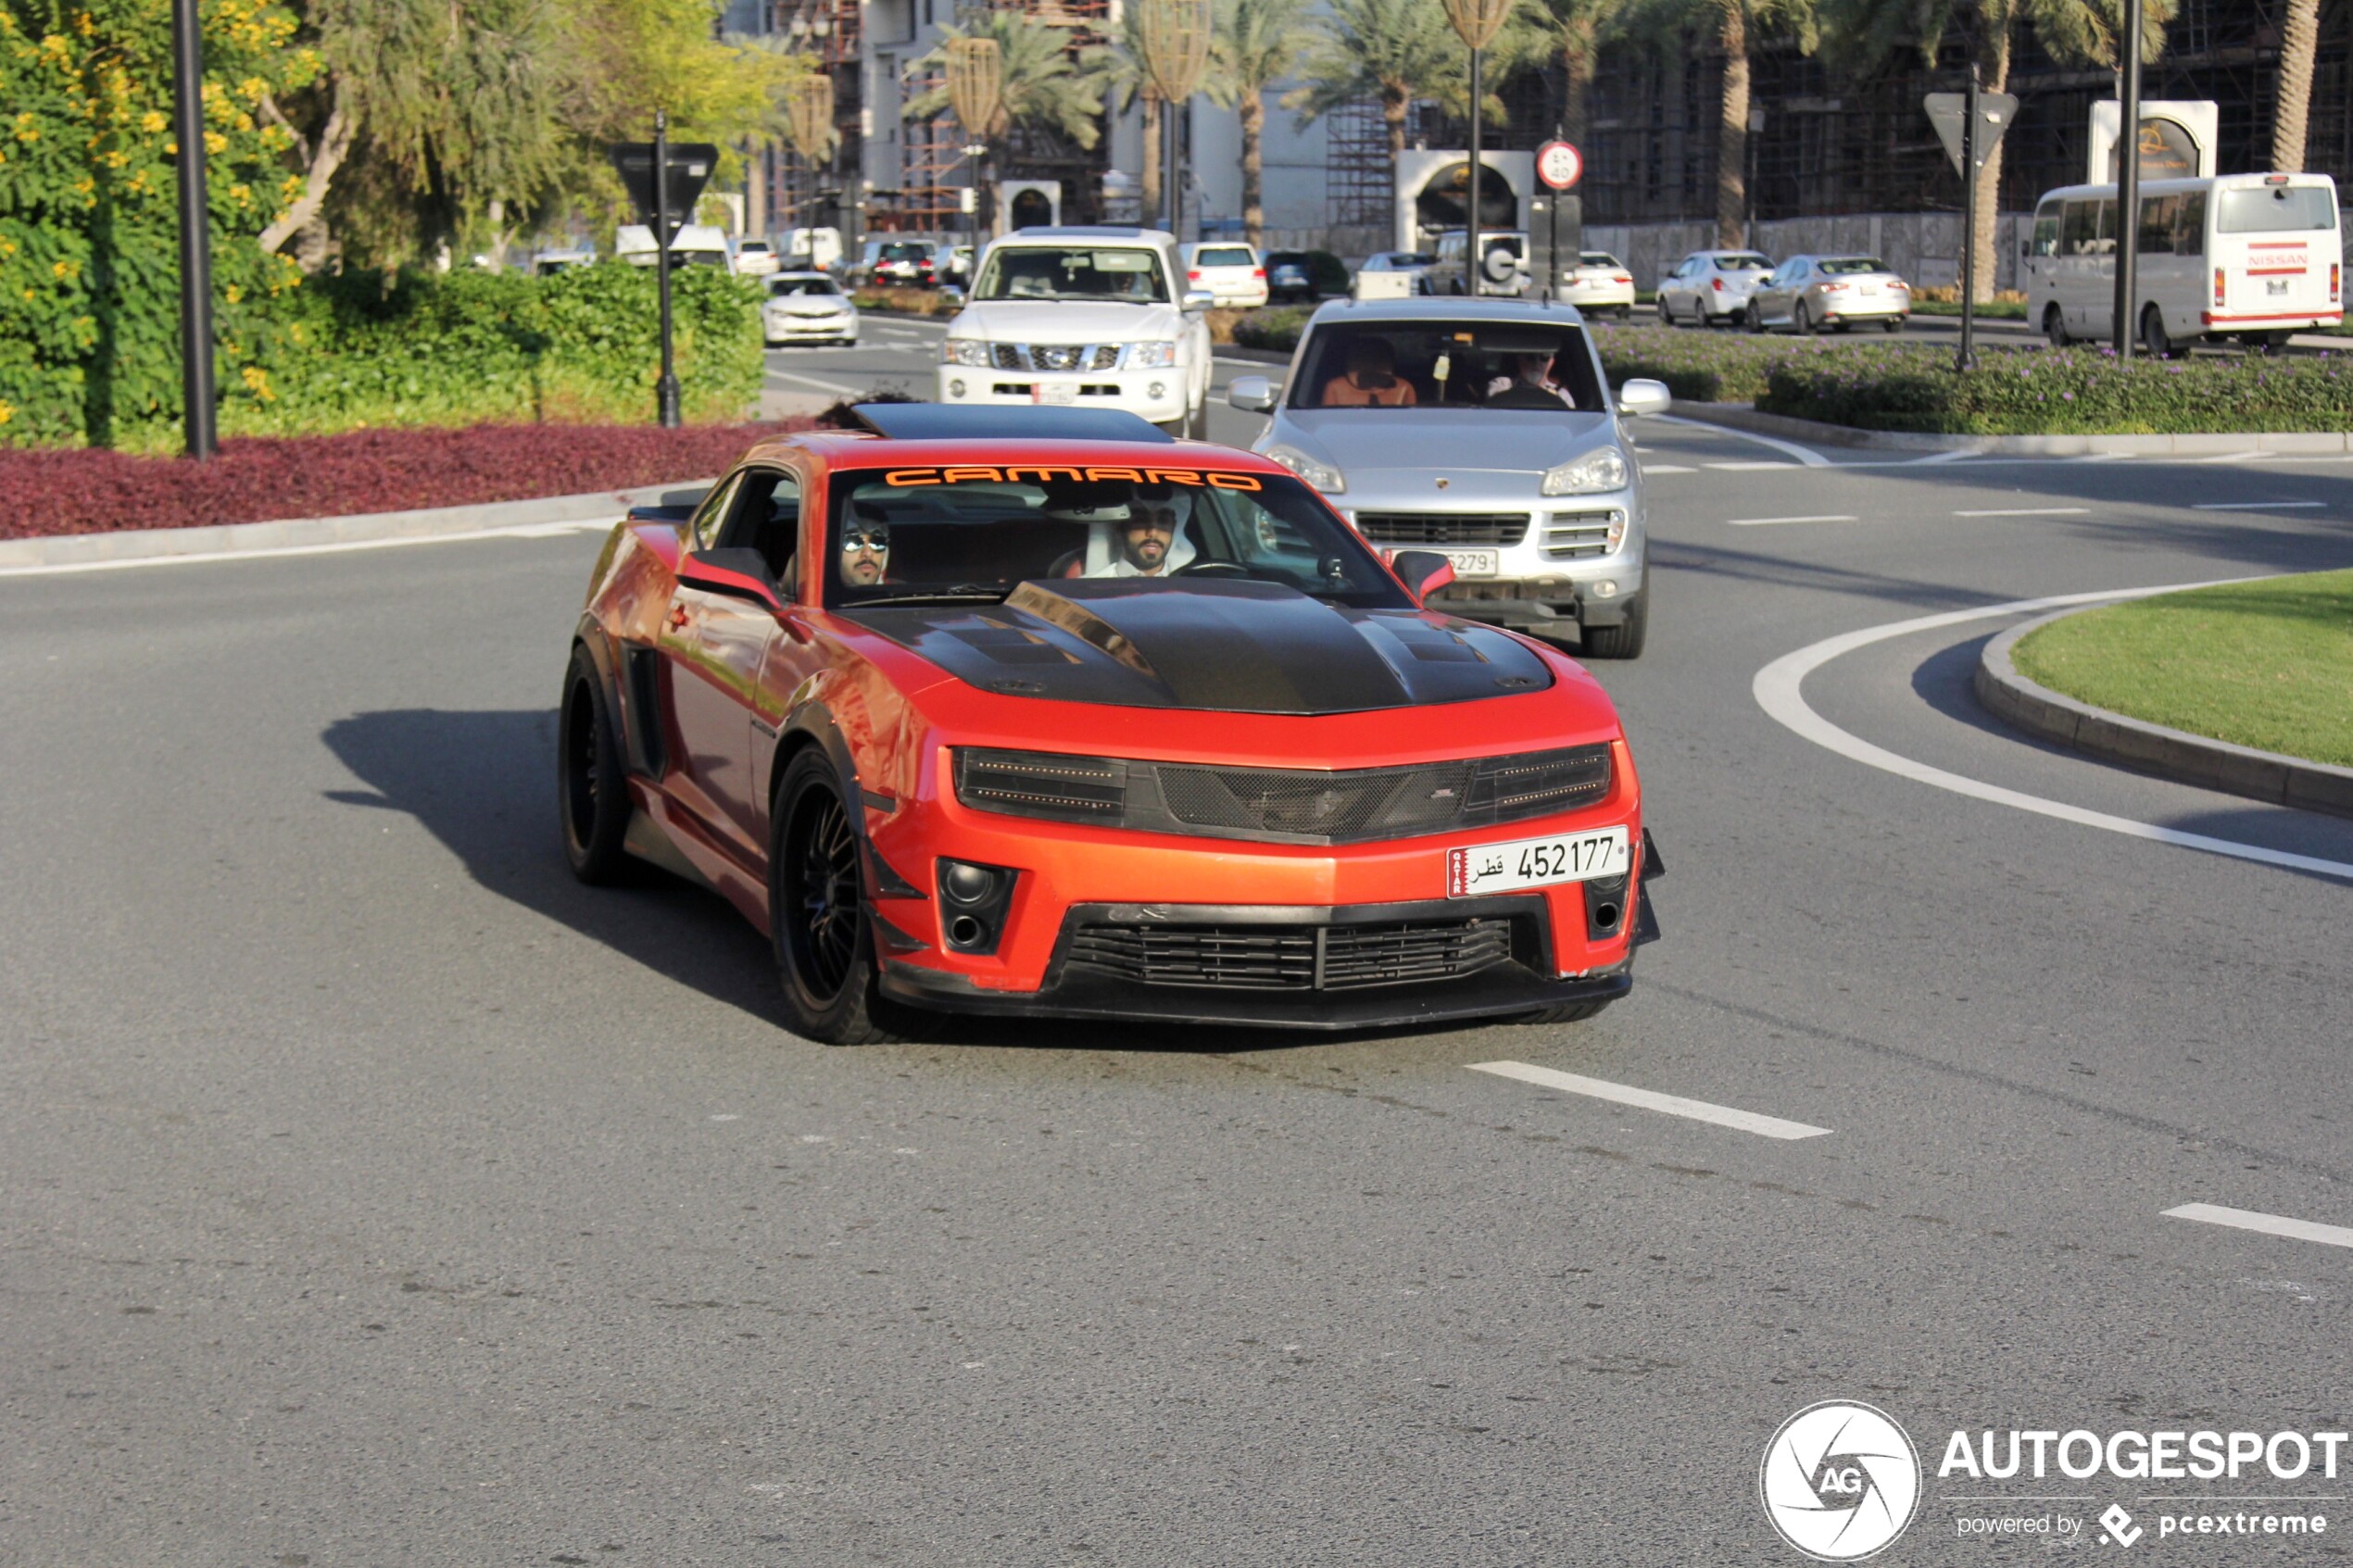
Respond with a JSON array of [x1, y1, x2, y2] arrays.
[[762, 271, 860, 346], [1180, 241, 1270, 307], [557, 400, 1661, 1041], [852, 238, 938, 287], [1428, 229, 1530, 297], [784, 226, 844, 273], [532, 246, 596, 276], [615, 223, 732, 270], [1355, 250, 1438, 299], [1746, 254, 1912, 333], [1265, 250, 1318, 304], [735, 239, 782, 277], [2022, 171, 2342, 355], [1227, 297, 1670, 658], [937, 225, 1214, 436], [1655, 250, 1774, 326], [1556, 251, 1636, 317], [940, 244, 974, 287]]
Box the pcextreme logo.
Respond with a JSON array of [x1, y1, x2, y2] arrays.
[[1760, 1400, 1924, 1561]]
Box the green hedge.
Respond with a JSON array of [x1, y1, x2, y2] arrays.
[[1586, 320, 1799, 402], [1229, 307, 1313, 352], [1758, 344, 2353, 434]]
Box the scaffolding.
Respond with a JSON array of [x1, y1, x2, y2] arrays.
[[768, 0, 864, 236], [1326, 97, 1393, 231]]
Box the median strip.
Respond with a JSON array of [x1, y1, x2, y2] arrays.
[[2191, 500, 2327, 510], [1955, 507, 2089, 518], [2162, 1203, 2353, 1251], [1466, 1060, 1832, 1140]]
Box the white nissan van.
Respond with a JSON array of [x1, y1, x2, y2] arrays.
[[2022, 172, 2342, 355]]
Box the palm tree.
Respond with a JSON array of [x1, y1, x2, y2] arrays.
[[1521, 0, 1627, 144], [902, 12, 1112, 150], [1203, 0, 1312, 247], [1101, 5, 1165, 221], [1287, 0, 1474, 167], [1624, 0, 1820, 248], [2271, 0, 2319, 172], [1825, 0, 2174, 302]]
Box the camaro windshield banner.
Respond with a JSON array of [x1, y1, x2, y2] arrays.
[[876, 466, 1265, 490]]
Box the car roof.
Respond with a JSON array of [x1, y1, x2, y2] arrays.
[[1000, 225, 1176, 244], [1302, 296, 1591, 325], [741, 430, 1293, 475], [772, 270, 836, 280]]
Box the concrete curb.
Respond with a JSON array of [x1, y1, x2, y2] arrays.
[[1671, 400, 2353, 457], [1976, 608, 2353, 821], [0, 480, 717, 572]]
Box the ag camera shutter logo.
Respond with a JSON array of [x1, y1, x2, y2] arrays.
[[1760, 1400, 1923, 1561]]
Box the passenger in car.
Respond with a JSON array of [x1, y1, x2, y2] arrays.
[[1484, 350, 1578, 409], [1319, 338, 1418, 407]]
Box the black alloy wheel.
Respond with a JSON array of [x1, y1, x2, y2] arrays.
[[769, 748, 908, 1046], [560, 644, 634, 884]]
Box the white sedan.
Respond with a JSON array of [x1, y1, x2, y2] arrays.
[[761, 272, 860, 346], [1558, 251, 1636, 318]]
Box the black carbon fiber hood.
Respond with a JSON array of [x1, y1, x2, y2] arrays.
[[838, 578, 1554, 714]]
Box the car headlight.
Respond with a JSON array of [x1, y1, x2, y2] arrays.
[[1126, 341, 1178, 369], [1540, 446, 1629, 495], [1265, 443, 1344, 494], [943, 338, 991, 367]]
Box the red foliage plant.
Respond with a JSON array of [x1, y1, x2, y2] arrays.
[[0, 420, 820, 539]]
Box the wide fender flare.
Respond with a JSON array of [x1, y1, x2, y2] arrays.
[[774, 700, 927, 910]]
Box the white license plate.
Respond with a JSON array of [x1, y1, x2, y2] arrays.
[[1442, 548, 1498, 578], [1448, 826, 1629, 897], [1034, 382, 1078, 407], [1861, 283, 1880, 295], [2268, 279, 2290, 296]]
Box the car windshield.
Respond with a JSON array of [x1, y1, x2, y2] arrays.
[[1288, 320, 1604, 412], [879, 243, 930, 261], [974, 246, 1171, 303], [1714, 253, 1772, 270], [770, 276, 839, 296], [1195, 246, 1255, 268], [823, 467, 1409, 609], [1814, 257, 1887, 275], [2216, 184, 2339, 233], [1580, 253, 1620, 267]]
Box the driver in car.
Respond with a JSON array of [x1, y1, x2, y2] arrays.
[[837, 511, 891, 585], [1051, 486, 1200, 578]]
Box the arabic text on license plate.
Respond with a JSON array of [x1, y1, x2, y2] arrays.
[[1033, 382, 1078, 407], [1448, 826, 1630, 897], [1443, 549, 1498, 578]]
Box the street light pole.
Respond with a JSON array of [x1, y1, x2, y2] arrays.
[[170, 0, 216, 459], [2111, 0, 2143, 358], [654, 109, 681, 428], [1466, 46, 1483, 299]]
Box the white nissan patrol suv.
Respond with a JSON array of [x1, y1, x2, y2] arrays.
[[937, 226, 1215, 437]]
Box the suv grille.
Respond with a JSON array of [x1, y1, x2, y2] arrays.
[[1065, 917, 1516, 991], [1354, 512, 1529, 546], [990, 343, 1124, 372], [1542, 510, 1622, 558]]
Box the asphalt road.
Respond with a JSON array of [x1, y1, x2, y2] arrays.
[[6, 346, 2352, 1564]]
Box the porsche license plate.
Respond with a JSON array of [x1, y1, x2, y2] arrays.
[[1448, 826, 1630, 897], [1442, 548, 1499, 578]]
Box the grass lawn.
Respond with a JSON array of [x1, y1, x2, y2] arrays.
[[1908, 299, 2030, 320], [2012, 570, 2353, 768]]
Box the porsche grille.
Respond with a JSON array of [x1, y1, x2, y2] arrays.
[[1353, 513, 1530, 546]]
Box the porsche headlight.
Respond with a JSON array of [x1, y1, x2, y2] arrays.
[[1264, 443, 1344, 494], [1126, 341, 1178, 369], [1540, 445, 1629, 495], [942, 338, 991, 367]]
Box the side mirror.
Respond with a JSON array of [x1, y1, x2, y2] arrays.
[[1182, 288, 1216, 312], [626, 503, 697, 528], [1616, 378, 1672, 418], [1227, 376, 1278, 413], [679, 547, 785, 612], [1390, 549, 1456, 603]]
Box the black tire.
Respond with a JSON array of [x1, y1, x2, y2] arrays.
[[1512, 998, 1613, 1025], [1881, 317, 1904, 333], [559, 644, 635, 884], [769, 747, 910, 1046], [2140, 304, 2175, 359], [1746, 303, 1765, 333], [2044, 306, 2070, 349], [1794, 301, 1816, 336], [1579, 571, 1649, 659]]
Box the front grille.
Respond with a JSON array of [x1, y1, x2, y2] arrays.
[[954, 745, 1613, 845], [988, 344, 1124, 372], [1543, 509, 1622, 559], [1354, 512, 1530, 546], [1066, 917, 1516, 991]]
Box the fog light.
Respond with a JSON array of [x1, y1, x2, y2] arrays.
[[948, 378, 967, 398], [937, 858, 1017, 956], [941, 861, 997, 905], [1593, 580, 1618, 598], [1147, 381, 1165, 399]]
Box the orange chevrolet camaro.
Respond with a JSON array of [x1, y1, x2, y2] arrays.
[[559, 405, 1660, 1043]]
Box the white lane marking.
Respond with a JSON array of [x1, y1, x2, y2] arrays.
[[1727, 513, 1860, 527], [2192, 499, 2327, 510], [1910, 448, 1978, 466], [1654, 412, 1831, 468], [2188, 450, 2277, 463], [0, 515, 624, 577], [1468, 1060, 1833, 1140], [1953, 507, 2089, 518], [1706, 460, 1802, 471], [1638, 463, 1697, 474], [762, 368, 870, 394], [1752, 583, 2353, 883], [2164, 1203, 2353, 1251]]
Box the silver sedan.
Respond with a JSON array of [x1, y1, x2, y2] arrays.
[[1227, 298, 1670, 659], [1655, 249, 1774, 327], [1746, 255, 1913, 333]]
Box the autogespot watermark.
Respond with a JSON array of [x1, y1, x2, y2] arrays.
[[1762, 1406, 2347, 1557]]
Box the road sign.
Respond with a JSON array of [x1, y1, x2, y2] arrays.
[[1923, 92, 2017, 177], [609, 142, 719, 238], [1536, 140, 1583, 191]]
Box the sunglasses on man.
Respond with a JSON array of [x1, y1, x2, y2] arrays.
[[841, 530, 892, 552]]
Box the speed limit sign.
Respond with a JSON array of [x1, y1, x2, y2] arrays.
[[1537, 140, 1583, 191]]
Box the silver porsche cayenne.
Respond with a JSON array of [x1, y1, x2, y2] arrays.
[[1227, 297, 1669, 658]]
